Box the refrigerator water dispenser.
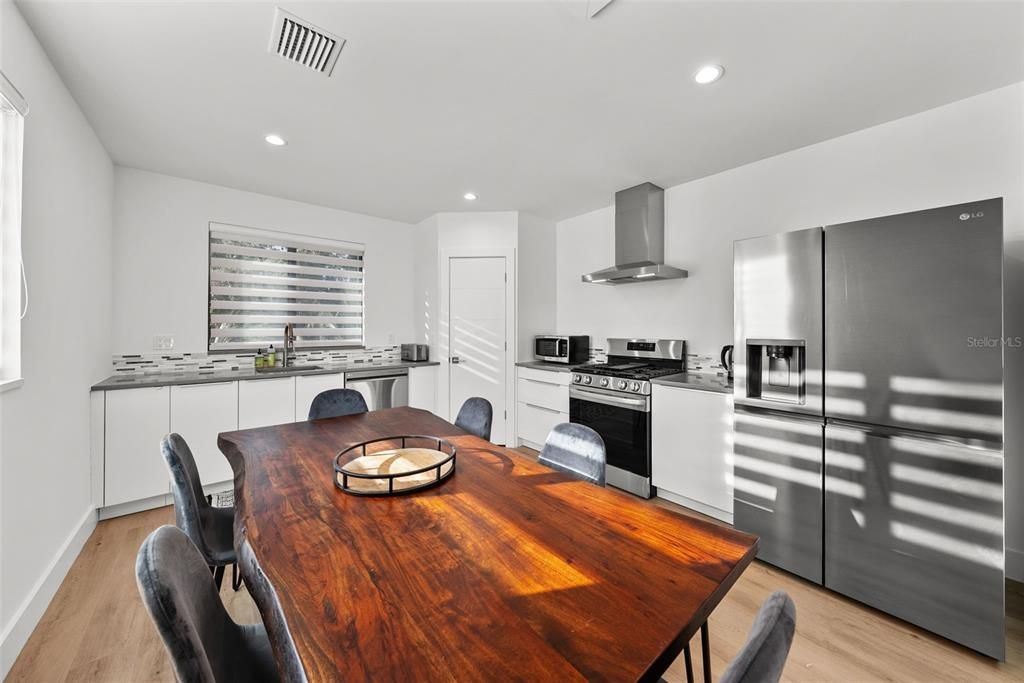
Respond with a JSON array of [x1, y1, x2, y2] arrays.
[[745, 339, 806, 405]]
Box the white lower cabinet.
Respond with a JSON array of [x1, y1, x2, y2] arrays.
[[238, 377, 296, 429], [170, 382, 238, 486], [515, 367, 570, 449], [651, 384, 734, 522], [295, 373, 346, 421], [408, 365, 438, 413], [104, 386, 171, 507]]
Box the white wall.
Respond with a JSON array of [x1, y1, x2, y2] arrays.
[[112, 167, 417, 354], [516, 212, 556, 362], [0, 0, 113, 673], [556, 82, 1024, 577]]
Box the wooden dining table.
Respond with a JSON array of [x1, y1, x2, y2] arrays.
[[218, 407, 758, 682]]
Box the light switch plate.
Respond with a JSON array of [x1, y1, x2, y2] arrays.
[[153, 334, 175, 351]]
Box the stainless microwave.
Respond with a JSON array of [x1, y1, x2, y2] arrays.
[[534, 335, 590, 364]]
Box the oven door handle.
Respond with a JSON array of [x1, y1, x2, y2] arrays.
[[569, 387, 648, 412]]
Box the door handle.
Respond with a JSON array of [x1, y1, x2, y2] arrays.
[[450, 356, 461, 364]]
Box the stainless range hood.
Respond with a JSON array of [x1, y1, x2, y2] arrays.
[[582, 182, 688, 285]]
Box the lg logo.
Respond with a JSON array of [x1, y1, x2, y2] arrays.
[[960, 211, 984, 221]]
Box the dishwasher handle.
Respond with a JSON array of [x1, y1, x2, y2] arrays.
[[345, 367, 409, 381]]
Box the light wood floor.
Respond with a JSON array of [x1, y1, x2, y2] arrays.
[[7, 451, 1023, 682]]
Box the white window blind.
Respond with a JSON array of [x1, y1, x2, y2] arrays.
[[0, 70, 28, 386], [208, 224, 365, 351]]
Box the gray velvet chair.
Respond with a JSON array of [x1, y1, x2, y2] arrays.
[[160, 433, 240, 591], [661, 591, 796, 683], [538, 423, 606, 485], [454, 397, 493, 440], [720, 591, 797, 683], [308, 388, 368, 420], [136, 525, 280, 683]]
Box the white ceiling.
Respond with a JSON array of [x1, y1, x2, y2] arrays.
[[16, 0, 1024, 223]]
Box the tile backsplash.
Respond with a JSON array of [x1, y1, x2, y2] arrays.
[[112, 346, 402, 376], [584, 345, 729, 377]]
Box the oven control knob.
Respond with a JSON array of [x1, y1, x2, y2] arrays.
[[631, 382, 641, 392], [616, 379, 627, 390], [600, 377, 609, 387], [583, 376, 592, 385], [573, 374, 581, 383]]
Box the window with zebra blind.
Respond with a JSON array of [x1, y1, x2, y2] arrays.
[[208, 224, 365, 351]]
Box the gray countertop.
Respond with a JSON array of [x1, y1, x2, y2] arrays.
[[92, 360, 440, 392], [650, 372, 734, 395]]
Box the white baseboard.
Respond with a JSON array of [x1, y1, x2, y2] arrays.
[[0, 506, 97, 678], [98, 493, 172, 520], [657, 489, 733, 525], [1007, 547, 1024, 583]]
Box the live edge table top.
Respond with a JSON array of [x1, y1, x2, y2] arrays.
[[218, 407, 758, 682]]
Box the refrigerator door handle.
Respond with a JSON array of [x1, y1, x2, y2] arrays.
[[825, 417, 1003, 453]]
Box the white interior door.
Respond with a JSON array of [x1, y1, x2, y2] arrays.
[[448, 256, 506, 443]]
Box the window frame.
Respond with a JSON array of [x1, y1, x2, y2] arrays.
[[207, 222, 367, 354], [0, 70, 28, 392]]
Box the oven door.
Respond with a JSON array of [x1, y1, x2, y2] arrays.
[[569, 386, 652, 498]]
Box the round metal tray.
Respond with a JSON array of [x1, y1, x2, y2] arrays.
[[333, 436, 457, 496]]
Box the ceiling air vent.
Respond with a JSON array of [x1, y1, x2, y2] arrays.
[[269, 8, 345, 77]]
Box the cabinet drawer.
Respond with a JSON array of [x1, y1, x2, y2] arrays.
[[517, 401, 567, 448], [517, 366, 571, 386], [517, 377, 569, 413]]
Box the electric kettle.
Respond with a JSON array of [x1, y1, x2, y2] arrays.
[[720, 345, 734, 380]]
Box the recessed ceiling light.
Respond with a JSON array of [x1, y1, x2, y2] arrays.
[[264, 134, 287, 146], [694, 64, 724, 85], [463, 192, 478, 201]]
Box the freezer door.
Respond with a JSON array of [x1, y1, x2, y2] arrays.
[[824, 422, 1004, 659], [732, 409, 823, 583], [734, 227, 824, 416], [824, 199, 1003, 441]]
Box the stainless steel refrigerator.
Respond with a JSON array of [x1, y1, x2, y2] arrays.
[[732, 198, 1005, 659]]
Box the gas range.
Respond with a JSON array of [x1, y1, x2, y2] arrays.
[[568, 338, 685, 499], [573, 363, 681, 396], [572, 339, 686, 397]]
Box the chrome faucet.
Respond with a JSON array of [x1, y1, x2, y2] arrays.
[[283, 323, 296, 368]]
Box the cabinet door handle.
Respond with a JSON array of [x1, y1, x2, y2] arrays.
[[523, 378, 562, 387], [525, 402, 562, 414]]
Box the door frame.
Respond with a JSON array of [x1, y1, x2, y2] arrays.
[[439, 247, 516, 444]]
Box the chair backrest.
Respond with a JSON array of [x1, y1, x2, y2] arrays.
[[308, 388, 369, 420], [454, 397, 493, 440], [720, 591, 797, 683], [136, 526, 250, 683], [538, 423, 606, 485], [239, 536, 309, 683], [161, 433, 216, 561]]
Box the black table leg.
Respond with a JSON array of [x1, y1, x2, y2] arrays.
[[701, 621, 711, 683], [683, 643, 694, 683], [213, 564, 225, 591]]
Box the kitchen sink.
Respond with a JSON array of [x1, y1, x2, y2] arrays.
[[255, 365, 322, 373]]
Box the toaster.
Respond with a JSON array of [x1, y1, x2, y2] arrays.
[[401, 344, 430, 362]]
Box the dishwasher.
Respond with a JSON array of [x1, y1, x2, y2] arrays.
[[345, 368, 409, 411]]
